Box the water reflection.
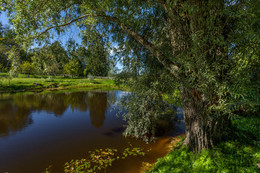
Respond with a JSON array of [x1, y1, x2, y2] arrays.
[[0, 91, 116, 137], [0, 102, 32, 136], [87, 92, 108, 128], [0, 90, 185, 173]]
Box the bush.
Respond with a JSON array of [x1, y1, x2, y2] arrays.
[[88, 74, 94, 82]]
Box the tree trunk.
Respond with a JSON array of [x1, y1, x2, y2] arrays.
[[181, 87, 231, 152]]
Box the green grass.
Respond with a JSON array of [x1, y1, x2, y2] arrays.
[[0, 73, 121, 93], [149, 115, 260, 173]]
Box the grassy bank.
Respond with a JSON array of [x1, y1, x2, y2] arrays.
[[148, 115, 260, 173], [0, 73, 121, 93]]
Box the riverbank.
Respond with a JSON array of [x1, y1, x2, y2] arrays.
[[0, 73, 122, 93], [148, 115, 260, 173]]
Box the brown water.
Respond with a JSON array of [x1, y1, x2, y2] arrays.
[[0, 90, 185, 173]]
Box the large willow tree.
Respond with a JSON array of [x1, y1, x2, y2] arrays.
[[1, 0, 258, 152]]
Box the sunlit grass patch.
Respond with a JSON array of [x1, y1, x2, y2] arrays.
[[149, 116, 260, 173], [0, 74, 118, 93]]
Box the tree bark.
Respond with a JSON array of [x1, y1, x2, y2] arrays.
[[181, 87, 231, 152]]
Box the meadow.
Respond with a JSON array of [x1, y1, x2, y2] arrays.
[[0, 73, 118, 93]]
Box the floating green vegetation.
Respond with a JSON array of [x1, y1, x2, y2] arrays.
[[45, 146, 147, 173]]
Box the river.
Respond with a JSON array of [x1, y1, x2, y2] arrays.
[[0, 90, 185, 173]]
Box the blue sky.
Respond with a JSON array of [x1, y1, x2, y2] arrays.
[[0, 12, 9, 26], [0, 11, 82, 46]]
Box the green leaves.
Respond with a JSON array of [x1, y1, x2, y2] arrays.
[[117, 71, 177, 143], [84, 36, 109, 77], [19, 61, 34, 75], [64, 59, 81, 77], [3, 0, 259, 152]]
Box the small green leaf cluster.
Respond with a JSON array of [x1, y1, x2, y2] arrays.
[[122, 147, 145, 158]]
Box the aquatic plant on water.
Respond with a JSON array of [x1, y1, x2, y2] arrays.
[[45, 146, 147, 173]]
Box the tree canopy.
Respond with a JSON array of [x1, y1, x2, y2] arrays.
[[1, 0, 259, 152]]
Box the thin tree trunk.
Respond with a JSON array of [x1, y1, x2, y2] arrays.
[[181, 87, 231, 152]]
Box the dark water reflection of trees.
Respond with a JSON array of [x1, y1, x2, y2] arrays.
[[0, 91, 116, 136]]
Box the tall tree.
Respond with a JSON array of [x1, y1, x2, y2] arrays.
[[0, 22, 27, 74], [48, 41, 68, 72], [65, 39, 85, 74], [85, 36, 109, 76], [2, 0, 259, 152], [63, 59, 81, 77], [0, 22, 12, 72], [19, 61, 34, 77], [31, 42, 68, 75]]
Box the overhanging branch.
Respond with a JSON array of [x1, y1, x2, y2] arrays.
[[39, 13, 180, 76], [38, 14, 98, 36]]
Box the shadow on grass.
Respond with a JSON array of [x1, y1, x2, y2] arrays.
[[0, 83, 45, 92], [91, 81, 101, 84]]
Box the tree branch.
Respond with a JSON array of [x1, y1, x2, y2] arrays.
[[38, 14, 98, 36], [39, 13, 180, 76], [100, 14, 179, 75]]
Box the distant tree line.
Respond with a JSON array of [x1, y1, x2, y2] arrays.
[[0, 22, 113, 77]]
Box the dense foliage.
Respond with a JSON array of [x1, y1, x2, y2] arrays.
[[117, 62, 178, 142], [1, 0, 259, 152], [0, 21, 28, 74], [19, 61, 34, 76], [63, 59, 82, 77], [84, 35, 110, 76]]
